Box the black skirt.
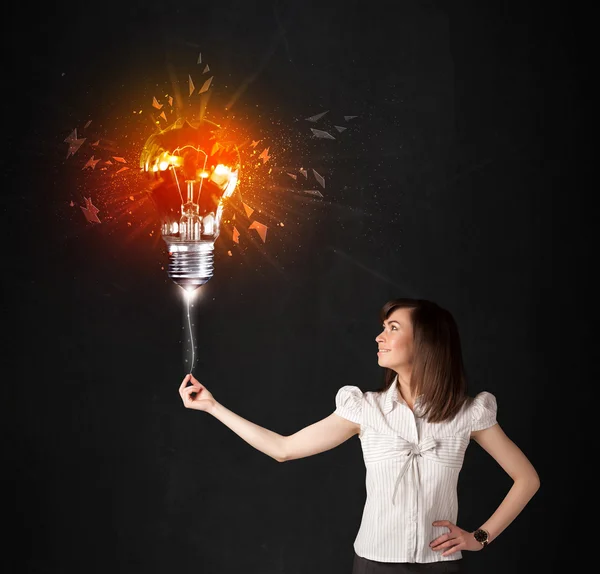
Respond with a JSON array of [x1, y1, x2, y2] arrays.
[[352, 553, 464, 574]]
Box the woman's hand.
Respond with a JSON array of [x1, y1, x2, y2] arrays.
[[429, 520, 484, 556], [178, 373, 216, 413]]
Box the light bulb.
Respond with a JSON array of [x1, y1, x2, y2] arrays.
[[140, 118, 241, 291]]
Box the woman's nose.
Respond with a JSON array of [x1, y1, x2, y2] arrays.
[[375, 332, 385, 343]]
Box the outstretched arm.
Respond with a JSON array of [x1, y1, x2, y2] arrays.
[[179, 374, 360, 462]]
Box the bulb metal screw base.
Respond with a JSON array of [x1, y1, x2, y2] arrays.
[[163, 238, 215, 291]]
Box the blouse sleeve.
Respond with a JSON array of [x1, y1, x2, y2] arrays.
[[471, 391, 498, 432], [334, 385, 363, 424]]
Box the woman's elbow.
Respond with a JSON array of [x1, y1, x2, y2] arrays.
[[516, 468, 540, 495], [274, 437, 291, 463], [531, 469, 541, 493], [275, 437, 307, 462], [527, 462, 541, 489], [276, 447, 298, 463]]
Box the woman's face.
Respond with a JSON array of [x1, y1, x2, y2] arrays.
[[376, 307, 414, 372]]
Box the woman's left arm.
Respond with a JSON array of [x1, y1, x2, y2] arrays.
[[469, 423, 541, 541], [430, 423, 540, 556]]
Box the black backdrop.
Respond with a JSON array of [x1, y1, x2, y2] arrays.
[[5, 1, 585, 573]]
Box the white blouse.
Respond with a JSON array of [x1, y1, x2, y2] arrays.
[[334, 381, 497, 563]]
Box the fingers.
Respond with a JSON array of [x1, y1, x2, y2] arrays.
[[431, 538, 455, 551], [181, 385, 199, 405], [429, 533, 450, 548], [441, 542, 465, 557], [189, 375, 204, 392], [178, 373, 202, 393], [429, 521, 458, 551], [179, 374, 191, 393], [430, 521, 465, 556], [432, 520, 453, 529], [430, 536, 465, 557], [179, 374, 206, 409]]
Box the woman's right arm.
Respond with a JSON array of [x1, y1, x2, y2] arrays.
[[179, 374, 359, 463]]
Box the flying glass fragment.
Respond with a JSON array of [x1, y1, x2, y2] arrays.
[[344, 115, 358, 121], [312, 169, 326, 188], [258, 147, 271, 163], [243, 203, 254, 218], [64, 129, 86, 158], [81, 197, 101, 223], [82, 156, 100, 170], [305, 110, 329, 122], [310, 128, 335, 140], [248, 221, 268, 243], [334, 125, 347, 132], [199, 76, 213, 94], [152, 97, 163, 109], [188, 75, 195, 96]]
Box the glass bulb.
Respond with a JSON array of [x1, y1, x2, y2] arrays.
[[140, 118, 241, 291]]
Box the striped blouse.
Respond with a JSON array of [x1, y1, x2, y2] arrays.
[[334, 381, 497, 563]]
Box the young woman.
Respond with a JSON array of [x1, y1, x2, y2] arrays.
[[178, 298, 540, 573]]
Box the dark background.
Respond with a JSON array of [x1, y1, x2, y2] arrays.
[[4, 1, 586, 573]]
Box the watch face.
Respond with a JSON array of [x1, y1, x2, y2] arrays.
[[474, 530, 488, 543]]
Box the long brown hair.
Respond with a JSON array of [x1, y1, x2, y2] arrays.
[[379, 298, 473, 423]]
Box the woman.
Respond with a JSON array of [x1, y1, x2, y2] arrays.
[[178, 298, 540, 573]]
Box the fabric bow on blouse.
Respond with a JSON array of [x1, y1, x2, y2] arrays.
[[391, 436, 438, 505]]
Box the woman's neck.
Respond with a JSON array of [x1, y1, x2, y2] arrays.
[[395, 371, 414, 406]]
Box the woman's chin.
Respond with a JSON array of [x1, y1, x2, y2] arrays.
[[378, 357, 399, 371]]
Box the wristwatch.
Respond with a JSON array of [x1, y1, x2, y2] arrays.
[[473, 529, 489, 547]]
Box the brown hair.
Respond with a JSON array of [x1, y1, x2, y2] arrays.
[[379, 298, 473, 423]]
